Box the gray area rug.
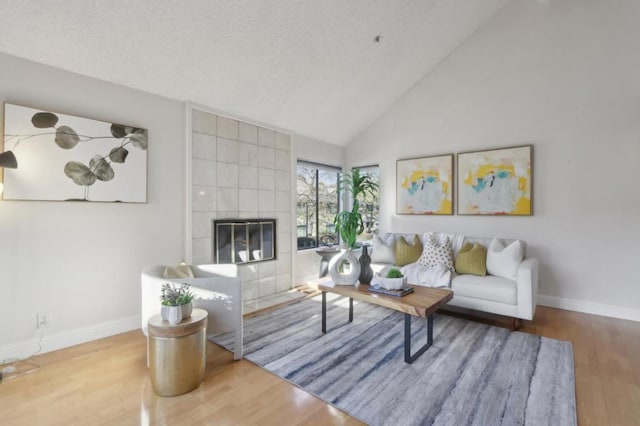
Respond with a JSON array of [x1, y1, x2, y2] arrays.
[[211, 294, 576, 425]]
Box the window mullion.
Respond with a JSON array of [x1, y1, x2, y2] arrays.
[[315, 168, 320, 248]]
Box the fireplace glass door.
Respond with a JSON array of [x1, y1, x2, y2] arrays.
[[214, 219, 276, 264]]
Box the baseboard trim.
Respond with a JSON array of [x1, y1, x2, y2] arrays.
[[0, 315, 141, 363], [538, 294, 640, 322]]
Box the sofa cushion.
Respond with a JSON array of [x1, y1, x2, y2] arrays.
[[452, 274, 517, 305], [395, 235, 423, 266], [455, 242, 487, 276], [163, 262, 195, 279], [418, 234, 454, 271], [486, 238, 524, 279], [371, 234, 396, 264]]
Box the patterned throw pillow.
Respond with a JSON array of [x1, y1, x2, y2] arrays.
[[418, 234, 454, 271], [455, 242, 487, 276], [394, 235, 423, 266]]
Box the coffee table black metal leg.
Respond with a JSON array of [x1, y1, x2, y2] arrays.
[[322, 291, 327, 334], [404, 314, 433, 364], [322, 294, 353, 334]]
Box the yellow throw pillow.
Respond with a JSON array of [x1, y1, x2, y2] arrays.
[[163, 261, 195, 279], [395, 235, 423, 266], [455, 243, 487, 276]]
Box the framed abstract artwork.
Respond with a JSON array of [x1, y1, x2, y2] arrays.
[[2, 103, 147, 202], [396, 154, 453, 215], [457, 145, 532, 215]]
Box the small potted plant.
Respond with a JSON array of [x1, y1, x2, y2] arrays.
[[160, 283, 194, 325], [377, 268, 407, 290]]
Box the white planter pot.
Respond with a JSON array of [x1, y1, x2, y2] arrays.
[[168, 305, 182, 325], [161, 304, 187, 325], [160, 305, 170, 321], [376, 274, 407, 290], [181, 302, 193, 319]]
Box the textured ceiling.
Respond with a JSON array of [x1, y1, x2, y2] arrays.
[[0, 0, 508, 145]]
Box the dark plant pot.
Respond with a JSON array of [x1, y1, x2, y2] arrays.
[[358, 245, 374, 284]]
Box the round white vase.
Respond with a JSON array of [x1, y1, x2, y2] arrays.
[[329, 249, 361, 285]]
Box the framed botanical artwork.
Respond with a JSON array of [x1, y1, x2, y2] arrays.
[[457, 145, 532, 215], [396, 154, 453, 215], [2, 103, 147, 202]]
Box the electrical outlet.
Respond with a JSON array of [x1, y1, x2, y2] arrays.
[[36, 312, 48, 329]]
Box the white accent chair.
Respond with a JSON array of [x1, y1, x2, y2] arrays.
[[141, 264, 243, 360]]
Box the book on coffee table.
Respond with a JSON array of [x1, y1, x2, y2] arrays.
[[368, 284, 414, 297]]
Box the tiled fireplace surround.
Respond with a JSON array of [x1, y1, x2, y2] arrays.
[[191, 109, 293, 301]]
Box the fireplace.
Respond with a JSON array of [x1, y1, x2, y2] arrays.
[[213, 219, 276, 264]]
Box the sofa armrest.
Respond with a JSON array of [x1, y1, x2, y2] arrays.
[[516, 257, 539, 320], [192, 263, 238, 278]]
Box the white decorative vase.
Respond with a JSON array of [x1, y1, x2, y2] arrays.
[[329, 249, 361, 285], [168, 306, 183, 325]]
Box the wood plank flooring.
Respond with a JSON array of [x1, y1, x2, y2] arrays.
[[0, 306, 638, 425]]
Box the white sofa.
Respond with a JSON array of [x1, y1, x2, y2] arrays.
[[370, 233, 539, 322], [141, 264, 243, 360]]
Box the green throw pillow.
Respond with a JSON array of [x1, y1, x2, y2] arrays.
[[455, 243, 487, 276], [395, 235, 423, 266]]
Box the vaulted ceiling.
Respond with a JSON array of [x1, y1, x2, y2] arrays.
[[0, 0, 508, 145]]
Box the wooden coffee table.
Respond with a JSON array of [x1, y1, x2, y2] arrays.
[[319, 283, 453, 364]]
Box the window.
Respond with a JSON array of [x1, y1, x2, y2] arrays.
[[354, 165, 380, 241], [296, 161, 340, 250]]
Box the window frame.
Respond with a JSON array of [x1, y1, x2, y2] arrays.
[[296, 160, 342, 251]]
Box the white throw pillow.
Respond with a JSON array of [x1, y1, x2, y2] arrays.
[[370, 234, 396, 264], [402, 262, 452, 288], [486, 238, 524, 279], [418, 234, 454, 271]]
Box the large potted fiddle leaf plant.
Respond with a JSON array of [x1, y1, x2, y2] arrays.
[[331, 168, 379, 285]]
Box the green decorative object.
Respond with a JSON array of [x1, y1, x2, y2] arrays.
[[386, 268, 403, 279], [394, 235, 423, 266], [455, 242, 487, 276]]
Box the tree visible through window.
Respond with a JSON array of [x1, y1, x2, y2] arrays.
[[296, 162, 340, 250]]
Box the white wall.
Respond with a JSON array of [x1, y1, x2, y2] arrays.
[[346, 0, 640, 320], [293, 134, 345, 284], [0, 53, 185, 358]]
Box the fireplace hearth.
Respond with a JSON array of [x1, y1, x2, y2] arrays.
[[213, 219, 276, 264]]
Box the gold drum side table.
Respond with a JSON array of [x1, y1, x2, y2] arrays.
[[147, 308, 208, 396]]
